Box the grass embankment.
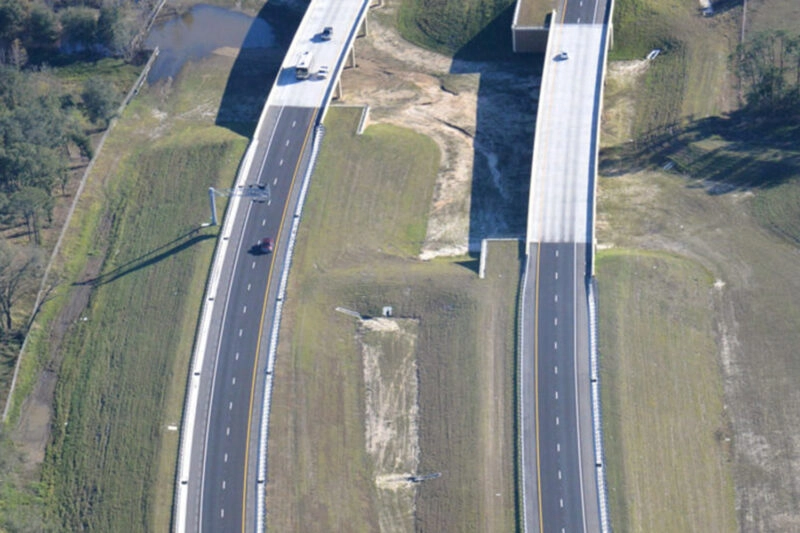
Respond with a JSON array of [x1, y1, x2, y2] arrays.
[[16, 53, 250, 531], [266, 107, 518, 532], [600, 0, 800, 531], [0, 58, 140, 415], [597, 250, 735, 533], [397, 0, 516, 57], [607, 0, 737, 139]]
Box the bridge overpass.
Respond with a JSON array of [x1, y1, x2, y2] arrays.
[[171, 0, 614, 530], [172, 1, 376, 532], [519, 0, 613, 532]]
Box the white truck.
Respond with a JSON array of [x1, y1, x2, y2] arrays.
[[295, 51, 313, 80]]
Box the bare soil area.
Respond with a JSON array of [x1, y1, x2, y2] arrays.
[[339, 1, 538, 258], [359, 317, 419, 533]]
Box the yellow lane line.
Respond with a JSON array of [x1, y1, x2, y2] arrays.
[[533, 3, 567, 529], [241, 108, 319, 532]]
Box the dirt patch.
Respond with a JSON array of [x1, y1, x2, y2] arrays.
[[339, 1, 538, 258], [359, 317, 420, 533], [602, 60, 650, 145], [12, 224, 109, 467]]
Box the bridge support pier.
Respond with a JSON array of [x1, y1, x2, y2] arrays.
[[345, 45, 357, 68], [357, 13, 368, 37], [333, 78, 343, 100]]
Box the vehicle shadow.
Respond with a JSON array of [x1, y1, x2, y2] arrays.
[[450, 4, 540, 251], [215, 2, 307, 138], [74, 226, 215, 287]]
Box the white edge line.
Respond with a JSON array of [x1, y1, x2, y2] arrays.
[[174, 110, 261, 533]]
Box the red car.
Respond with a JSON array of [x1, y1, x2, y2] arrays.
[[254, 237, 273, 254]]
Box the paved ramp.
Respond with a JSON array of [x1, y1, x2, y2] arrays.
[[527, 23, 605, 245], [520, 1, 613, 531]]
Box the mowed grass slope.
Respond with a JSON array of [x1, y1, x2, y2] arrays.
[[266, 107, 518, 532], [597, 250, 735, 533], [609, 0, 738, 136], [398, 0, 516, 56], [600, 0, 800, 531], [30, 54, 249, 531]]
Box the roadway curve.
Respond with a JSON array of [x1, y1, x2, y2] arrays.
[[178, 2, 372, 531], [184, 106, 317, 533], [521, 0, 611, 532]]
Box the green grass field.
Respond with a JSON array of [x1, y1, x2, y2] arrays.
[[597, 250, 735, 533], [600, 0, 800, 530], [398, 0, 516, 58], [265, 107, 519, 532], [8, 52, 250, 531]]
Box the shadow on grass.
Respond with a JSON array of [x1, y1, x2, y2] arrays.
[[449, 4, 539, 251], [455, 254, 480, 274], [75, 227, 215, 287], [214, 2, 306, 138], [600, 109, 800, 192]]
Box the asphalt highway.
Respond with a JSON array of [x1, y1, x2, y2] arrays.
[[185, 106, 317, 533], [521, 0, 612, 532], [563, 0, 609, 25], [175, 2, 372, 531], [522, 243, 594, 533]]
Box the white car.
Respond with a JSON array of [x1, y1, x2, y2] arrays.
[[556, 51, 569, 61], [317, 65, 330, 79]]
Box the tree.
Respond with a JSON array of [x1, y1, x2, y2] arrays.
[[0, 64, 23, 108], [10, 186, 52, 245], [60, 7, 97, 53], [0, 0, 25, 44], [97, 3, 119, 50], [0, 239, 42, 332], [81, 76, 117, 125], [8, 37, 26, 68], [26, 4, 61, 50], [733, 30, 800, 115]]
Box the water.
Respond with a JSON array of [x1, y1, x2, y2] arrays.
[[144, 4, 280, 82]]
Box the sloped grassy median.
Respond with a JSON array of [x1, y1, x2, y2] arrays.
[[266, 107, 519, 532]]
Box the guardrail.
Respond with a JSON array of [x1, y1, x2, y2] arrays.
[[588, 3, 614, 528], [255, 124, 326, 531], [518, 249, 531, 533], [587, 276, 611, 533]]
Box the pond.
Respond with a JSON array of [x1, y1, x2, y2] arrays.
[[144, 4, 280, 83]]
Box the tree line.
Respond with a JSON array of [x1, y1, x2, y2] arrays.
[[0, 0, 159, 65], [733, 30, 800, 117], [0, 0, 159, 336]]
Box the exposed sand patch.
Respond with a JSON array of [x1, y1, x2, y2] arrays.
[[359, 317, 420, 533], [339, 0, 538, 258]]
